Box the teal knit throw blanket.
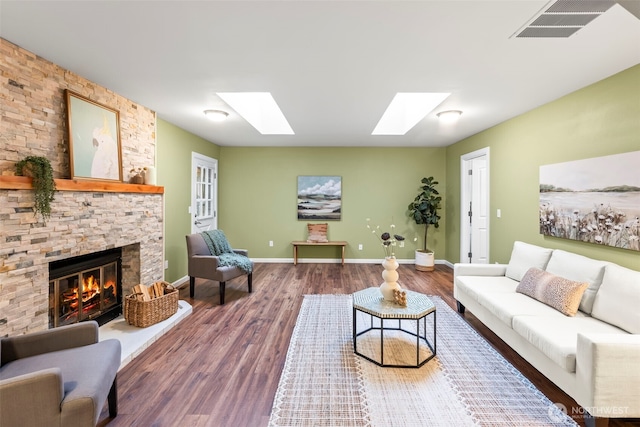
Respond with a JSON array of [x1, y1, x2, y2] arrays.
[[201, 230, 253, 273]]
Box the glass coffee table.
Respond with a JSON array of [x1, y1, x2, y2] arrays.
[[352, 287, 436, 368]]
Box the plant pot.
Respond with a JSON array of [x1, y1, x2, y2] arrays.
[[415, 249, 435, 272]]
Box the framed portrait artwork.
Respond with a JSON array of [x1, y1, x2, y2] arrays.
[[65, 90, 123, 182]]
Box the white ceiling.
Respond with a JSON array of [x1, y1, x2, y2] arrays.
[[1, 1, 639, 148]]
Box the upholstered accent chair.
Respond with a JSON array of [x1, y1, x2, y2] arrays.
[[0, 321, 121, 427], [185, 233, 253, 305]]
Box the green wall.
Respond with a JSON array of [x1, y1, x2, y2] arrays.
[[217, 147, 447, 261], [157, 119, 220, 282], [157, 64, 639, 281], [445, 64, 640, 270]]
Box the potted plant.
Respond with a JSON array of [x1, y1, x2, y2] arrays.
[[407, 176, 441, 271], [15, 155, 57, 221]]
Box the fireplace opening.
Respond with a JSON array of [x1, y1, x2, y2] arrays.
[[49, 248, 122, 328]]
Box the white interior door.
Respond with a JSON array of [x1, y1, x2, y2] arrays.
[[191, 152, 218, 234], [460, 148, 490, 263]]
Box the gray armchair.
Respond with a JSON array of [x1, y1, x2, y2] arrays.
[[186, 233, 253, 305], [0, 321, 120, 427]]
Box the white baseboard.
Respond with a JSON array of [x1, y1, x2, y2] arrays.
[[171, 275, 189, 289], [250, 258, 448, 265], [442, 259, 454, 269]]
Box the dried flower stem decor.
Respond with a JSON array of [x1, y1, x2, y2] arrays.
[[366, 219, 405, 258]]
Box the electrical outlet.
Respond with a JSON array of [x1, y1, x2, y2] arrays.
[[399, 241, 404, 247], [164, 260, 169, 269], [358, 244, 363, 250], [269, 240, 274, 247]]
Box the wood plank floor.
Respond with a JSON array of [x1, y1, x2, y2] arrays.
[[99, 263, 639, 427]]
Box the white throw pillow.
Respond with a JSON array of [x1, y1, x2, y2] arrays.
[[545, 250, 607, 314], [591, 263, 640, 334], [505, 241, 553, 281]]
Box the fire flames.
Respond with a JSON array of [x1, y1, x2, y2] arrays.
[[65, 276, 116, 310], [52, 257, 121, 328], [82, 274, 100, 302]]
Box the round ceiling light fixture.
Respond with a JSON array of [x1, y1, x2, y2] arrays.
[[436, 110, 463, 123], [204, 109, 229, 122]]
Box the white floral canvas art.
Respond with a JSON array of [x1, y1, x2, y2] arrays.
[[539, 151, 640, 251]]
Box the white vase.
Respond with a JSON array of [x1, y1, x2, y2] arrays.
[[379, 256, 401, 301], [144, 166, 157, 185]]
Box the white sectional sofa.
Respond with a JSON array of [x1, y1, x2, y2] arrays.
[[453, 241, 640, 425]]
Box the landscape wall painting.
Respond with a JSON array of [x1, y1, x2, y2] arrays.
[[539, 150, 640, 251], [297, 176, 342, 220]]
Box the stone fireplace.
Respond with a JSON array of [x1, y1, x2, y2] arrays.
[[0, 39, 162, 337], [0, 187, 164, 337]]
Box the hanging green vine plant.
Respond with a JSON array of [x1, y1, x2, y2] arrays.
[[15, 155, 57, 221]]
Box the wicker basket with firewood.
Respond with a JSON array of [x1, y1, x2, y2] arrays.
[[124, 281, 178, 327]]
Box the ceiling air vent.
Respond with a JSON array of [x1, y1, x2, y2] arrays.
[[512, 0, 617, 38]]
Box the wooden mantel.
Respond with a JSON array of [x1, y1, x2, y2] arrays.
[[0, 176, 164, 194]]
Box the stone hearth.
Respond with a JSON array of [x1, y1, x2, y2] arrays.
[[100, 299, 192, 369]]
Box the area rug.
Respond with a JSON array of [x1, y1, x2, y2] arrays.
[[268, 294, 577, 427]]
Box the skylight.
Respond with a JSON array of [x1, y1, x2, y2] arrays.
[[216, 92, 294, 135], [372, 92, 450, 135]]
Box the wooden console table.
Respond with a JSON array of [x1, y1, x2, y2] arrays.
[[291, 241, 348, 266]]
